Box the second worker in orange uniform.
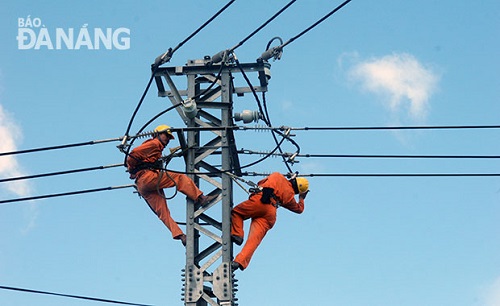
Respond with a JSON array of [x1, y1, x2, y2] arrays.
[[231, 172, 309, 270]]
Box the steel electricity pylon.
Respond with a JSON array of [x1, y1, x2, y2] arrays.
[[154, 55, 271, 306]]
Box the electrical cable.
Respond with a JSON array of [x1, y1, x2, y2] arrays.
[[234, 59, 296, 173], [229, 0, 296, 53], [211, 0, 297, 62], [1, 150, 495, 185], [296, 124, 500, 131], [240, 150, 500, 159], [301, 173, 500, 177], [2, 124, 497, 158], [162, 132, 289, 176], [0, 163, 122, 183], [0, 137, 122, 157], [281, 0, 352, 49], [125, 0, 236, 144], [153, 0, 236, 68], [123, 71, 158, 144], [190, 64, 225, 102], [0, 285, 153, 306], [261, 91, 302, 166], [122, 103, 182, 166], [0, 184, 135, 205], [259, 0, 353, 60], [243, 172, 500, 178]]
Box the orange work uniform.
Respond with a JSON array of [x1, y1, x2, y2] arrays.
[[127, 138, 203, 239], [231, 172, 305, 270]]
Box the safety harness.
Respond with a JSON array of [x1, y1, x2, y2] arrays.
[[249, 186, 281, 208], [128, 160, 163, 175]]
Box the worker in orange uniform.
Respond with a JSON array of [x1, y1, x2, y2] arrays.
[[127, 125, 215, 246], [230, 172, 309, 270]]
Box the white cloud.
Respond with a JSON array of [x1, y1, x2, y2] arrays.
[[0, 104, 32, 197], [0, 100, 39, 234], [346, 52, 439, 122], [481, 277, 500, 306]]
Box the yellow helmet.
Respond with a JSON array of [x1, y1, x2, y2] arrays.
[[296, 177, 309, 193], [154, 124, 174, 139]]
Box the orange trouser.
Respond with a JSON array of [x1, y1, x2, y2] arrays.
[[136, 170, 203, 238], [231, 195, 277, 270]]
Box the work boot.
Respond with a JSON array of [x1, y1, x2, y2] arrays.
[[231, 235, 243, 246], [175, 234, 187, 246], [231, 261, 242, 271], [196, 194, 218, 208]]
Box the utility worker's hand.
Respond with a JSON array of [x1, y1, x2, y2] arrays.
[[299, 190, 309, 200]]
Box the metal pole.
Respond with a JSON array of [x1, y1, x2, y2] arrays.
[[154, 57, 269, 306]]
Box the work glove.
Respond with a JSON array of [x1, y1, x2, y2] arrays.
[[299, 190, 309, 200]]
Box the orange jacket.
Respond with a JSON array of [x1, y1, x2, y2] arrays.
[[257, 172, 304, 213], [126, 138, 165, 179]]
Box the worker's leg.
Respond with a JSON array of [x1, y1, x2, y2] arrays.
[[141, 190, 184, 239], [233, 203, 276, 270], [231, 196, 260, 240], [159, 171, 203, 201], [234, 217, 275, 270], [231, 206, 248, 240]]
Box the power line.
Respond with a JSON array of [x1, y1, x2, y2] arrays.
[[229, 0, 296, 52], [211, 0, 297, 63], [2, 124, 498, 157], [3, 169, 498, 205], [0, 137, 122, 157], [243, 172, 500, 178], [302, 173, 500, 177], [240, 150, 500, 159], [260, 0, 353, 60], [295, 124, 500, 131], [0, 184, 135, 205], [128, 0, 236, 143], [152, 0, 236, 68], [0, 163, 122, 183], [0, 285, 153, 306], [282, 0, 353, 49]]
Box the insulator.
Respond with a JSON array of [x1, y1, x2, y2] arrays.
[[136, 130, 155, 139], [253, 124, 268, 132], [234, 110, 261, 124], [182, 98, 198, 119]]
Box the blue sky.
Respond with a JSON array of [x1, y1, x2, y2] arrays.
[[0, 1, 499, 305]]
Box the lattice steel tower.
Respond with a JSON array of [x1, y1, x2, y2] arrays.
[[154, 55, 270, 306]]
